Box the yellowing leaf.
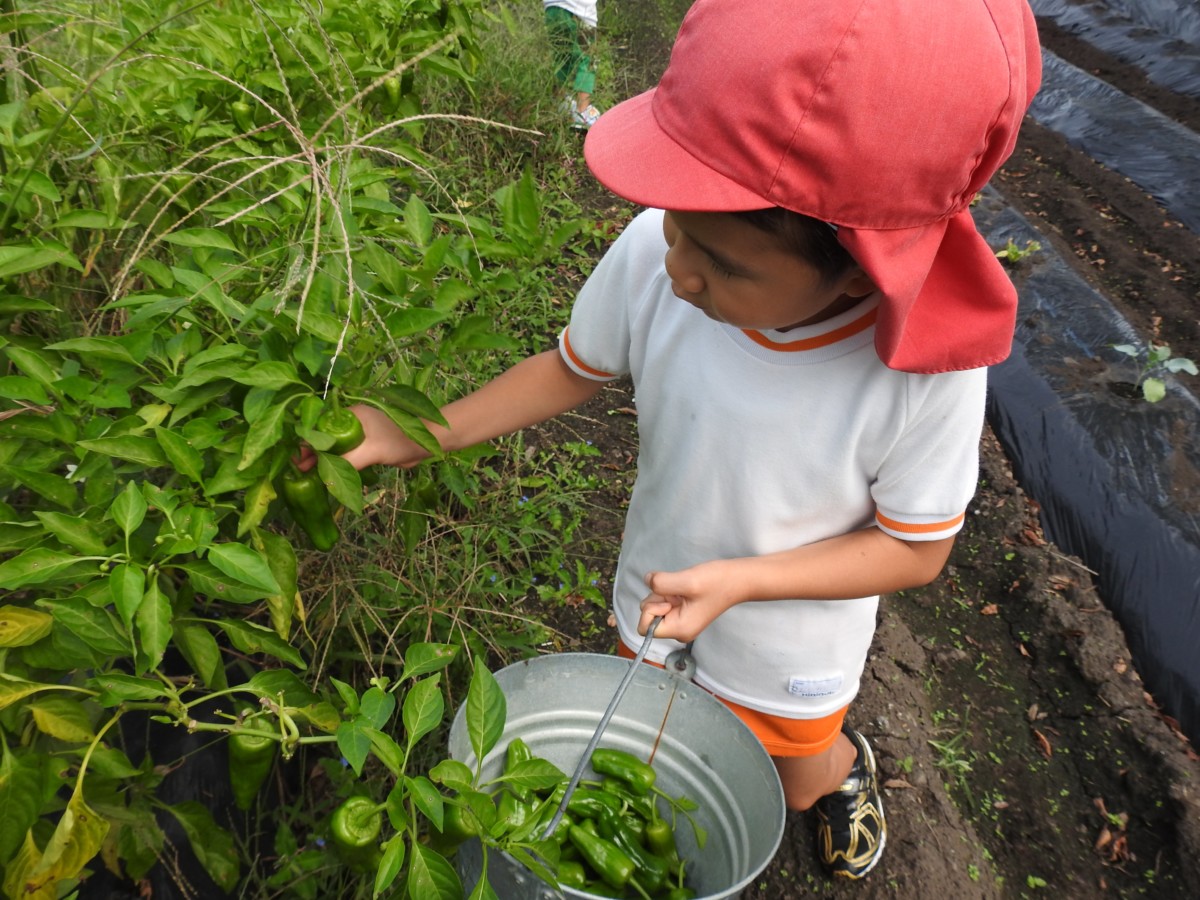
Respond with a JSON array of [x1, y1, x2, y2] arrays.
[[2, 831, 55, 900], [30, 786, 109, 888], [28, 696, 94, 743], [0, 605, 53, 647]]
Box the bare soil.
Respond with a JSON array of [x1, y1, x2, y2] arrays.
[[522, 4, 1200, 899]]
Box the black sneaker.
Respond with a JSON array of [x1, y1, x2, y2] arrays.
[[814, 728, 887, 879]]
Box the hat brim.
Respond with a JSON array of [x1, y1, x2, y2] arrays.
[[584, 90, 771, 211]]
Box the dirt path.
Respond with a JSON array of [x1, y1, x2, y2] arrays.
[[530, 3, 1200, 897]]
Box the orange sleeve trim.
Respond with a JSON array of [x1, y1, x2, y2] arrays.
[[561, 327, 616, 378], [876, 510, 966, 534], [742, 305, 877, 352]]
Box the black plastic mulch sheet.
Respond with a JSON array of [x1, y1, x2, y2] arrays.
[[1032, 0, 1200, 98], [1028, 49, 1200, 235], [971, 188, 1200, 746]]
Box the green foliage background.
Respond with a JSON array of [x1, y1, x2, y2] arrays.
[[0, 1, 620, 897]]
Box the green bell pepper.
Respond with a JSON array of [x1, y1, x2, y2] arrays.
[[330, 796, 383, 871], [317, 407, 365, 455], [597, 807, 670, 892], [568, 824, 635, 891], [279, 464, 339, 551], [591, 747, 656, 795], [227, 723, 276, 811]]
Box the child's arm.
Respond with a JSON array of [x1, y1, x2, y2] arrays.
[[637, 527, 955, 642], [335, 349, 606, 470]]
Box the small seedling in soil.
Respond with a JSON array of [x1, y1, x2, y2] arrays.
[[994, 237, 1042, 263], [1111, 341, 1198, 402]]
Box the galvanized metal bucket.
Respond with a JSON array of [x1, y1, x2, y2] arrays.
[[448, 653, 786, 899]]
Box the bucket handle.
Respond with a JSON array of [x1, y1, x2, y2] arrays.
[[540, 616, 663, 839]]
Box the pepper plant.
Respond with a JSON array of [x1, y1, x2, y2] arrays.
[[0, 0, 592, 897]]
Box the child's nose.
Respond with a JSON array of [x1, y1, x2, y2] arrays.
[[664, 246, 705, 295]]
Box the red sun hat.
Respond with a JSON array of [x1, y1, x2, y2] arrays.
[[584, 0, 1042, 373]]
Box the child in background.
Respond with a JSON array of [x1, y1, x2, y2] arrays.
[[328, 0, 1041, 880], [543, 0, 601, 129]]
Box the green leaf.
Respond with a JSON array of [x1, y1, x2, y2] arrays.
[[254, 529, 298, 638], [366, 727, 406, 777], [209, 619, 306, 669], [247, 669, 319, 707], [384, 307, 449, 337], [161, 227, 239, 253], [135, 578, 172, 672], [239, 400, 289, 471], [109, 563, 145, 631], [400, 643, 458, 681], [428, 759, 474, 793], [0, 374, 50, 403], [28, 695, 94, 742], [78, 435, 168, 467], [56, 209, 116, 229], [403, 194, 434, 248], [502, 758, 567, 795], [405, 775, 443, 831], [33, 511, 109, 555], [360, 687, 397, 730], [402, 675, 443, 751], [0, 244, 82, 278], [1143, 378, 1166, 403], [336, 719, 372, 776], [365, 385, 446, 425], [236, 476, 276, 537], [173, 623, 226, 691], [0, 548, 89, 590], [36, 597, 129, 656], [207, 543, 282, 595], [0, 747, 44, 862], [5, 345, 59, 386], [86, 746, 141, 779], [166, 801, 240, 891], [406, 841, 462, 900], [8, 467, 77, 509], [44, 336, 138, 365], [466, 663, 505, 766], [110, 481, 148, 536], [232, 361, 307, 391], [88, 673, 169, 706], [0, 605, 54, 647], [154, 427, 205, 483], [179, 560, 272, 603], [374, 834, 407, 897], [317, 452, 363, 513]]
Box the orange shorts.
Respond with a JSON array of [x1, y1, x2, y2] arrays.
[[617, 642, 847, 757]]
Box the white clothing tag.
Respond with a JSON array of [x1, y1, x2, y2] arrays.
[[787, 675, 843, 699]]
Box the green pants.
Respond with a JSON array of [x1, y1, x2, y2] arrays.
[[545, 7, 596, 95]]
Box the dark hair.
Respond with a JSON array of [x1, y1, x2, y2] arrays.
[[732, 207, 857, 285]]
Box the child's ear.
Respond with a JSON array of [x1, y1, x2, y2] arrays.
[[842, 268, 876, 299]]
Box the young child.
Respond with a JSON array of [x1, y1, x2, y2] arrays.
[[543, 0, 601, 128], [333, 0, 1041, 880]]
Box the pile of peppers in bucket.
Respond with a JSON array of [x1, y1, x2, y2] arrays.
[[472, 738, 702, 899]]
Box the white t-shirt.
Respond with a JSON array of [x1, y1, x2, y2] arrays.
[[544, 1, 598, 29], [559, 209, 986, 718]]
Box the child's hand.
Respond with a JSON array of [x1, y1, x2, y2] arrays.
[[295, 404, 432, 472], [637, 562, 740, 643]]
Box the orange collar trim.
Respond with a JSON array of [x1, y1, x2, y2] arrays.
[[741, 305, 878, 352]]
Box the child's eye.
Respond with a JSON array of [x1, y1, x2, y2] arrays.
[[708, 256, 735, 279]]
